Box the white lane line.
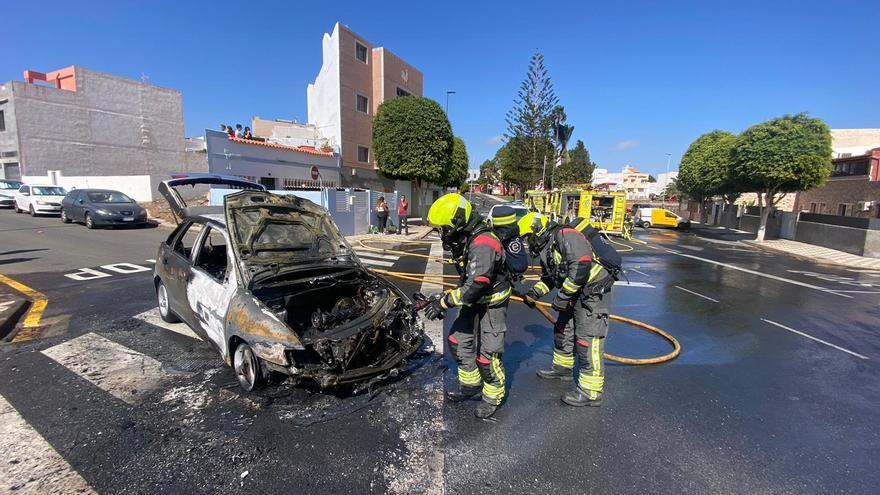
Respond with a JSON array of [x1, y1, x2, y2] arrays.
[[0, 394, 97, 494], [673, 285, 720, 303], [134, 307, 201, 340], [647, 245, 660, 250], [828, 290, 880, 294], [760, 319, 869, 360], [360, 258, 396, 267], [42, 332, 169, 405], [614, 281, 655, 288], [628, 268, 649, 277], [666, 250, 853, 298], [353, 250, 400, 261]]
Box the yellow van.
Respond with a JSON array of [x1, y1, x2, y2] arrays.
[[635, 207, 690, 230]]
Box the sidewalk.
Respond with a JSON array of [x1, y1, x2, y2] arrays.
[[744, 239, 880, 270], [345, 224, 434, 245]]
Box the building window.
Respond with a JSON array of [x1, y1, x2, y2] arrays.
[[396, 87, 411, 97], [837, 203, 852, 216], [1, 151, 17, 158], [355, 42, 368, 64], [236, 175, 256, 183], [0, 110, 5, 132], [809, 203, 818, 213], [357, 145, 370, 163], [356, 94, 369, 114], [832, 158, 870, 177]]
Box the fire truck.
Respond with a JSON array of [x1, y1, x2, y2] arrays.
[[524, 188, 628, 236]]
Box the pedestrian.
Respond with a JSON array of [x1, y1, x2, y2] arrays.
[[422, 193, 511, 419], [226, 125, 235, 138], [375, 196, 389, 234], [235, 124, 244, 138], [519, 212, 613, 407], [244, 127, 253, 139], [397, 195, 409, 235], [220, 124, 228, 134]]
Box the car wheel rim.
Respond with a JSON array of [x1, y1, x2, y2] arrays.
[[61, 210, 67, 222], [158, 285, 169, 316], [235, 346, 256, 389], [86, 216, 92, 228]]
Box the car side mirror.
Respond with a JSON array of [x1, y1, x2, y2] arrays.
[[78, 199, 84, 204], [22, 192, 30, 196]]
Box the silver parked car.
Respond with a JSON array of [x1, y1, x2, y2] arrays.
[[152, 175, 423, 391]]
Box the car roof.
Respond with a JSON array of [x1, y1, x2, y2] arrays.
[[25, 184, 65, 188], [187, 208, 227, 226], [77, 189, 127, 193]]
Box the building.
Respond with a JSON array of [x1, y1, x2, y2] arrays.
[[0, 66, 198, 200], [794, 148, 880, 218], [251, 117, 329, 149], [648, 171, 678, 198], [830, 129, 880, 158], [307, 23, 423, 191], [205, 130, 339, 190]]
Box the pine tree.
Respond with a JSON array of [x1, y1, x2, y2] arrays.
[[554, 140, 595, 187], [504, 52, 558, 192]]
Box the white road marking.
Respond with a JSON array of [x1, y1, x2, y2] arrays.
[[101, 262, 151, 274], [0, 394, 96, 495], [614, 281, 655, 288], [42, 332, 169, 405], [145, 259, 156, 263], [666, 250, 853, 298], [134, 307, 201, 340], [353, 250, 400, 261], [760, 319, 869, 360], [360, 257, 396, 267], [673, 285, 720, 303], [647, 245, 660, 250], [64, 267, 112, 281]]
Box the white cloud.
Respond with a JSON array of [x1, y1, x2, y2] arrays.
[[614, 140, 640, 151], [485, 135, 505, 146]]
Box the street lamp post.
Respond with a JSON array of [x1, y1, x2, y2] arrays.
[[662, 153, 671, 208], [445, 90, 456, 115]]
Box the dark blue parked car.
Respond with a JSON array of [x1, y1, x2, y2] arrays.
[[60, 189, 148, 229]]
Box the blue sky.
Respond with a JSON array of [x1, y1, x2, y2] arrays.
[[5, 0, 879, 176]]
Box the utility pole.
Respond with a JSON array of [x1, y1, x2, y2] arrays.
[[445, 90, 456, 116], [541, 155, 548, 190]]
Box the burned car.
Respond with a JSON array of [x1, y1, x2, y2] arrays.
[[154, 175, 423, 391]]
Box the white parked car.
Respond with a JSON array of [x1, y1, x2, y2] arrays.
[[14, 184, 68, 216]]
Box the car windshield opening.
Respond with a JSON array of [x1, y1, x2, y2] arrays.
[[32, 186, 66, 196], [0, 181, 22, 190], [232, 207, 349, 262], [87, 191, 134, 203]]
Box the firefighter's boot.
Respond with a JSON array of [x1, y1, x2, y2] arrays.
[[446, 385, 481, 402], [561, 388, 603, 407], [474, 400, 499, 419], [536, 365, 573, 381]]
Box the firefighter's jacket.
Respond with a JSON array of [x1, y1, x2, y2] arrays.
[[532, 226, 605, 298], [445, 225, 511, 308]]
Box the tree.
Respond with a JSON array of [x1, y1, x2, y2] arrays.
[[504, 52, 559, 191], [446, 137, 470, 188], [373, 95, 453, 189], [732, 113, 832, 241], [551, 105, 574, 165], [648, 174, 657, 183], [477, 158, 499, 186], [554, 140, 595, 187], [677, 130, 739, 223], [496, 136, 537, 197]]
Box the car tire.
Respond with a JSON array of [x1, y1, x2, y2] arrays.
[[233, 342, 266, 392], [156, 281, 181, 323], [60, 209, 72, 223], [85, 212, 96, 229], [14, 204, 21, 213], [29, 205, 36, 217], [642, 221, 652, 229]]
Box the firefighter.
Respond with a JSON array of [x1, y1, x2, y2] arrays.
[[423, 193, 511, 419], [519, 212, 611, 407]]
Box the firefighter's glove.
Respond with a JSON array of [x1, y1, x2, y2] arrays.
[[551, 293, 572, 312], [424, 295, 448, 321]]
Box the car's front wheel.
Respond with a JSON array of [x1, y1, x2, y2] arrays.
[[642, 221, 652, 229], [156, 281, 181, 323], [29, 205, 36, 217], [85, 212, 96, 229], [233, 342, 266, 392], [60, 209, 72, 223]]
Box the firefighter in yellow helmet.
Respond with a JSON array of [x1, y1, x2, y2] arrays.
[[519, 212, 611, 407], [423, 193, 511, 419]]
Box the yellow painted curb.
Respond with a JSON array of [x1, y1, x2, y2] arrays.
[[0, 274, 48, 342]]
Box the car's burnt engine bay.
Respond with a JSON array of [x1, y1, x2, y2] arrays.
[[252, 267, 424, 386]]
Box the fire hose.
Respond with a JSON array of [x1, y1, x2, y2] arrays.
[[358, 239, 680, 365]]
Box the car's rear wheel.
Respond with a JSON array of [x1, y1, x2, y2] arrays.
[[642, 221, 652, 229], [233, 342, 265, 392], [85, 212, 96, 229], [29, 205, 36, 217], [156, 281, 181, 323], [60, 209, 72, 223]]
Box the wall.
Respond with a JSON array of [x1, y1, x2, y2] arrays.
[[205, 130, 339, 187], [831, 129, 880, 157], [795, 221, 869, 256], [795, 176, 880, 219], [0, 83, 21, 179], [22, 173, 154, 201], [338, 25, 374, 173], [306, 25, 342, 156]]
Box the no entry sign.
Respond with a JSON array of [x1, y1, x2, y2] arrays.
[[310, 165, 320, 181]]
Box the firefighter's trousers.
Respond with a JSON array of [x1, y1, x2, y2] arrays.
[[447, 301, 508, 406], [552, 292, 609, 400]]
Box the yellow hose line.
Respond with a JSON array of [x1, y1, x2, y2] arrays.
[[607, 237, 635, 252], [371, 268, 680, 365]]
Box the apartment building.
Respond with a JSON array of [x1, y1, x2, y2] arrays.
[[307, 23, 423, 191], [0, 66, 196, 199]]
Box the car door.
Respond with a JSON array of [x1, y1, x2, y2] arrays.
[[66, 191, 82, 220], [16, 185, 29, 210], [188, 224, 236, 357], [162, 221, 203, 327]]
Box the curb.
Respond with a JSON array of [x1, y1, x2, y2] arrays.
[[742, 240, 880, 269], [0, 296, 29, 341]]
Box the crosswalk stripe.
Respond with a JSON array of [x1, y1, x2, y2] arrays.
[[353, 250, 400, 261], [42, 332, 168, 406], [133, 307, 201, 340], [0, 394, 96, 494], [360, 258, 396, 267]]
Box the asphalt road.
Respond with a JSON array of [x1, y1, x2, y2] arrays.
[[2, 209, 879, 493]]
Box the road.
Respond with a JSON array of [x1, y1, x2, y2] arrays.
[[2, 209, 880, 493]]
